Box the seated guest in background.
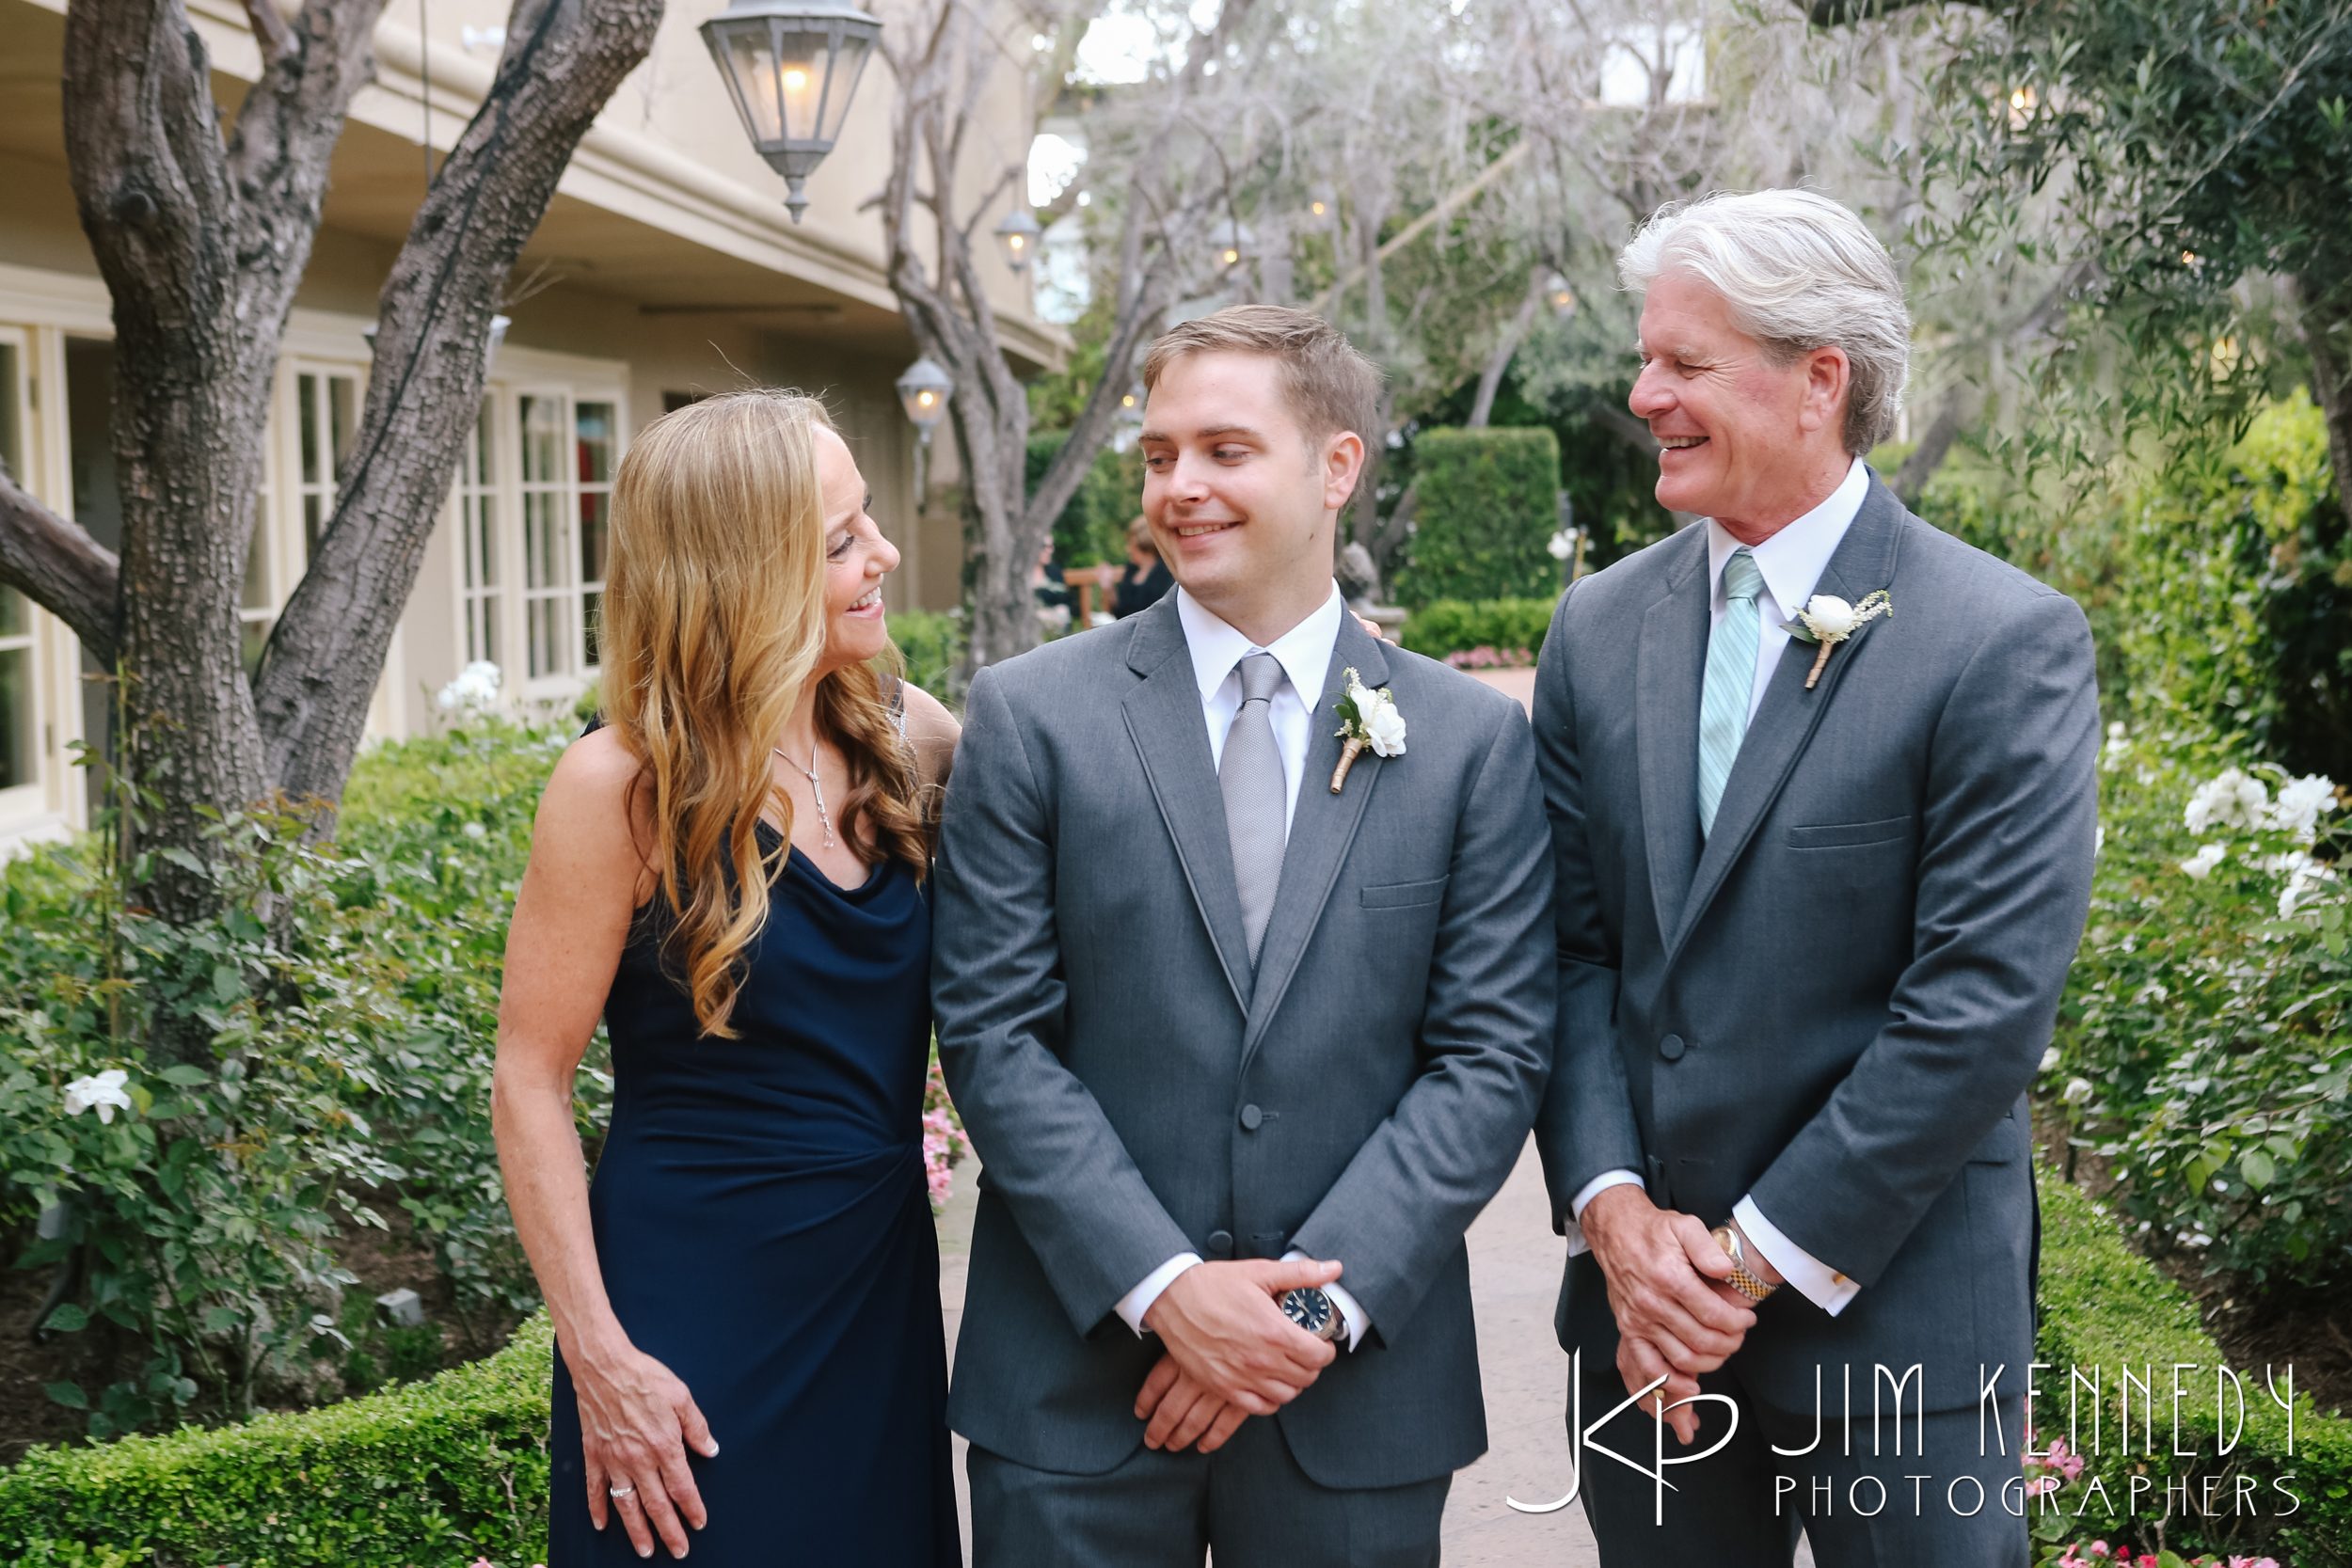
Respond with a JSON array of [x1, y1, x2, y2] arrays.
[[1030, 542, 1072, 614], [1113, 514, 1175, 617]]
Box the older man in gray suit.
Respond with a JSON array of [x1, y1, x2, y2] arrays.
[[932, 305, 1554, 1567], [1532, 190, 2099, 1566]]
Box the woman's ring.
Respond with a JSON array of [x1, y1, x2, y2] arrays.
[[610, 1484, 637, 1500]]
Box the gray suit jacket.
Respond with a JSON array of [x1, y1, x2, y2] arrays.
[[932, 598, 1554, 1487], [1531, 474, 2099, 1414]]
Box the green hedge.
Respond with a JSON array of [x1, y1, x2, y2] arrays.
[[10, 1179, 2347, 1567], [1025, 431, 1139, 567], [0, 1314, 556, 1567], [2033, 1172, 2352, 1565], [1398, 596, 1558, 663], [1395, 426, 1562, 608]]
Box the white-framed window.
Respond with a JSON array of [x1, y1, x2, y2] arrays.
[[511, 388, 622, 687], [0, 327, 38, 810], [458, 397, 501, 666], [294, 367, 358, 562]]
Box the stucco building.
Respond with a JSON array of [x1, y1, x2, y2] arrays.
[[0, 0, 1057, 849]]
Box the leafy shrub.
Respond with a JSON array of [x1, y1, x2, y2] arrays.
[[0, 719, 588, 1439], [2107, 394, 2349, 781], [2028, 1174, 2352, 1566], [0, 803, 415, 1436], [1393, 426, 1562, 608], [2049, 726, 2352, 1295], [1026, 431, 1140, 567], [889, 610, 965, 708], [1398, 597, 1558, 663], [0, 1313, 557, 1567]]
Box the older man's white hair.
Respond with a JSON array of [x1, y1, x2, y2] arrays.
[[1618, 189, 1910, 457]]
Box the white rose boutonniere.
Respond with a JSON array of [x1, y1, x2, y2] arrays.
[[1782, 590, 1893, 689], [1330, 668, 1405, 794]]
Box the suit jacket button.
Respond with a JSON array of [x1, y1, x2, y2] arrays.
[[1239, 1103, 1263, 1131], [1207, 1230, 1234, 1258], [1658, 1034, 1686, 1062]]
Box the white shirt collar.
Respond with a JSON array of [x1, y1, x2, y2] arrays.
[[1704, 457, 1871, 626], [1175, 580, 1346, 712]]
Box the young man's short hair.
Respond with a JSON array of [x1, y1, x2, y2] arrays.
[[1140, 305, 1383, 452]]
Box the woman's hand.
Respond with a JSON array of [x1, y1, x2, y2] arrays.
[[575, 1337, 721, 1559]]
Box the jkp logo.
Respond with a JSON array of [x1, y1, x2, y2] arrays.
[[1507, 1351, 1742, 1525]]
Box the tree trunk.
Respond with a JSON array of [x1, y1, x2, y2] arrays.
[[0, 0, 663, 945], [62, 0, 385, 919], [254, 0, 663, 803]]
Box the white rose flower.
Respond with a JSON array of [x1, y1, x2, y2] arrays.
[[1803, 594, 1857, 637], [1355, 687, 1407, 757], [437, 659, 502, 712], [2266, 773, 2338, 838], [2179, 843, 2227, 879], [2061, 1077, 2094, 1105], [63, 1069, 133, 1125]]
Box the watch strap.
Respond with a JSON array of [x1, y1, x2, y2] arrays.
[[1711, 1225, 1778, 1303]]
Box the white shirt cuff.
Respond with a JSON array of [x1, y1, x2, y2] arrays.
[[1281, 1249, 1366, 1351], [1562, 1168, 1646, 1258], [1734, 1194, 1859, 1317], [1116, 1252, 1203, 1336]]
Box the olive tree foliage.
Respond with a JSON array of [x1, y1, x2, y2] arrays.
[[1877, 0, 2352, 530], [874, 0, 1280, 673], [0, 0, 661, 926]]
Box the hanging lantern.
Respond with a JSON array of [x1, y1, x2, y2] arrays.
[[700, 0, 883, 225], [895, 356, 954, 445], [994, 209, 1044, 273], [1545, 271, 1579, 319], [1208, 218, 1254, 274]]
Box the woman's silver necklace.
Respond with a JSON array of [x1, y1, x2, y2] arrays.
[[772, 743, 836, 849]]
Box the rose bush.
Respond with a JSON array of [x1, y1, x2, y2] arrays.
[[2043, 724, 2352, 1293]]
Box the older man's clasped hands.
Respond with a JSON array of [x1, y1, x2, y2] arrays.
[[1579, 1185, 1772, 1444]]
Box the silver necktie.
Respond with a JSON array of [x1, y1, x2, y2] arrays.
[[1221, 651, 1289, 965]]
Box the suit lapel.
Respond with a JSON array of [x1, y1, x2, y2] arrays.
[[1237, 619, 1391, 1073], [1635, 528, 1709, 953], [1120, 600, 1254, 1013], [1666, 474, 1909, 970]]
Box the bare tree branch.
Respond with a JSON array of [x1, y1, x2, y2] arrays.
[[0, 471, 119, 666], [1468, 267, 1546, 427], [240, 0, 295, 65]]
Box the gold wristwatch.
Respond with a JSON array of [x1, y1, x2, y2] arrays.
[[1709, 1224, 1779, 1303]]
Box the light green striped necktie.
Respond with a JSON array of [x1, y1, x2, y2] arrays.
[[1697, 547, 1765, 837]]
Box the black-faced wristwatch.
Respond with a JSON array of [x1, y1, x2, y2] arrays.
[[1279, 1285, 1346, 1344]]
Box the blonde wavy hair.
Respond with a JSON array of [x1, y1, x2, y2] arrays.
[[600, 389, 930, 1038]]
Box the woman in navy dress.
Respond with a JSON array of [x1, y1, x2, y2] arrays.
[[494, 390, 962, 1564]]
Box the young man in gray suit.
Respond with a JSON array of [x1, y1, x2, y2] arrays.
[[1532, 190, 2099, 1565], [932, 306, 1555, 1567]]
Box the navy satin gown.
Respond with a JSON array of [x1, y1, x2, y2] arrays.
[[549, 828, 959, 1565]]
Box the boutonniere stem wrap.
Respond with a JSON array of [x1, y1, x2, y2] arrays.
[[1782, 591, 1892, 690], [1330, 668, 1406, 794]]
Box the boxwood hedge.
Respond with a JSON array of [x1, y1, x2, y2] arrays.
[[2033, 1173, 2351, 1565], [0, 1314, 555, 1567], [4, 1186, 2345, 1565]]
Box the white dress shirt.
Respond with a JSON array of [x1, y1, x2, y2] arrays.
[[1564, 457, 1869, 1318], [1112, 582, 1370, 1349]]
